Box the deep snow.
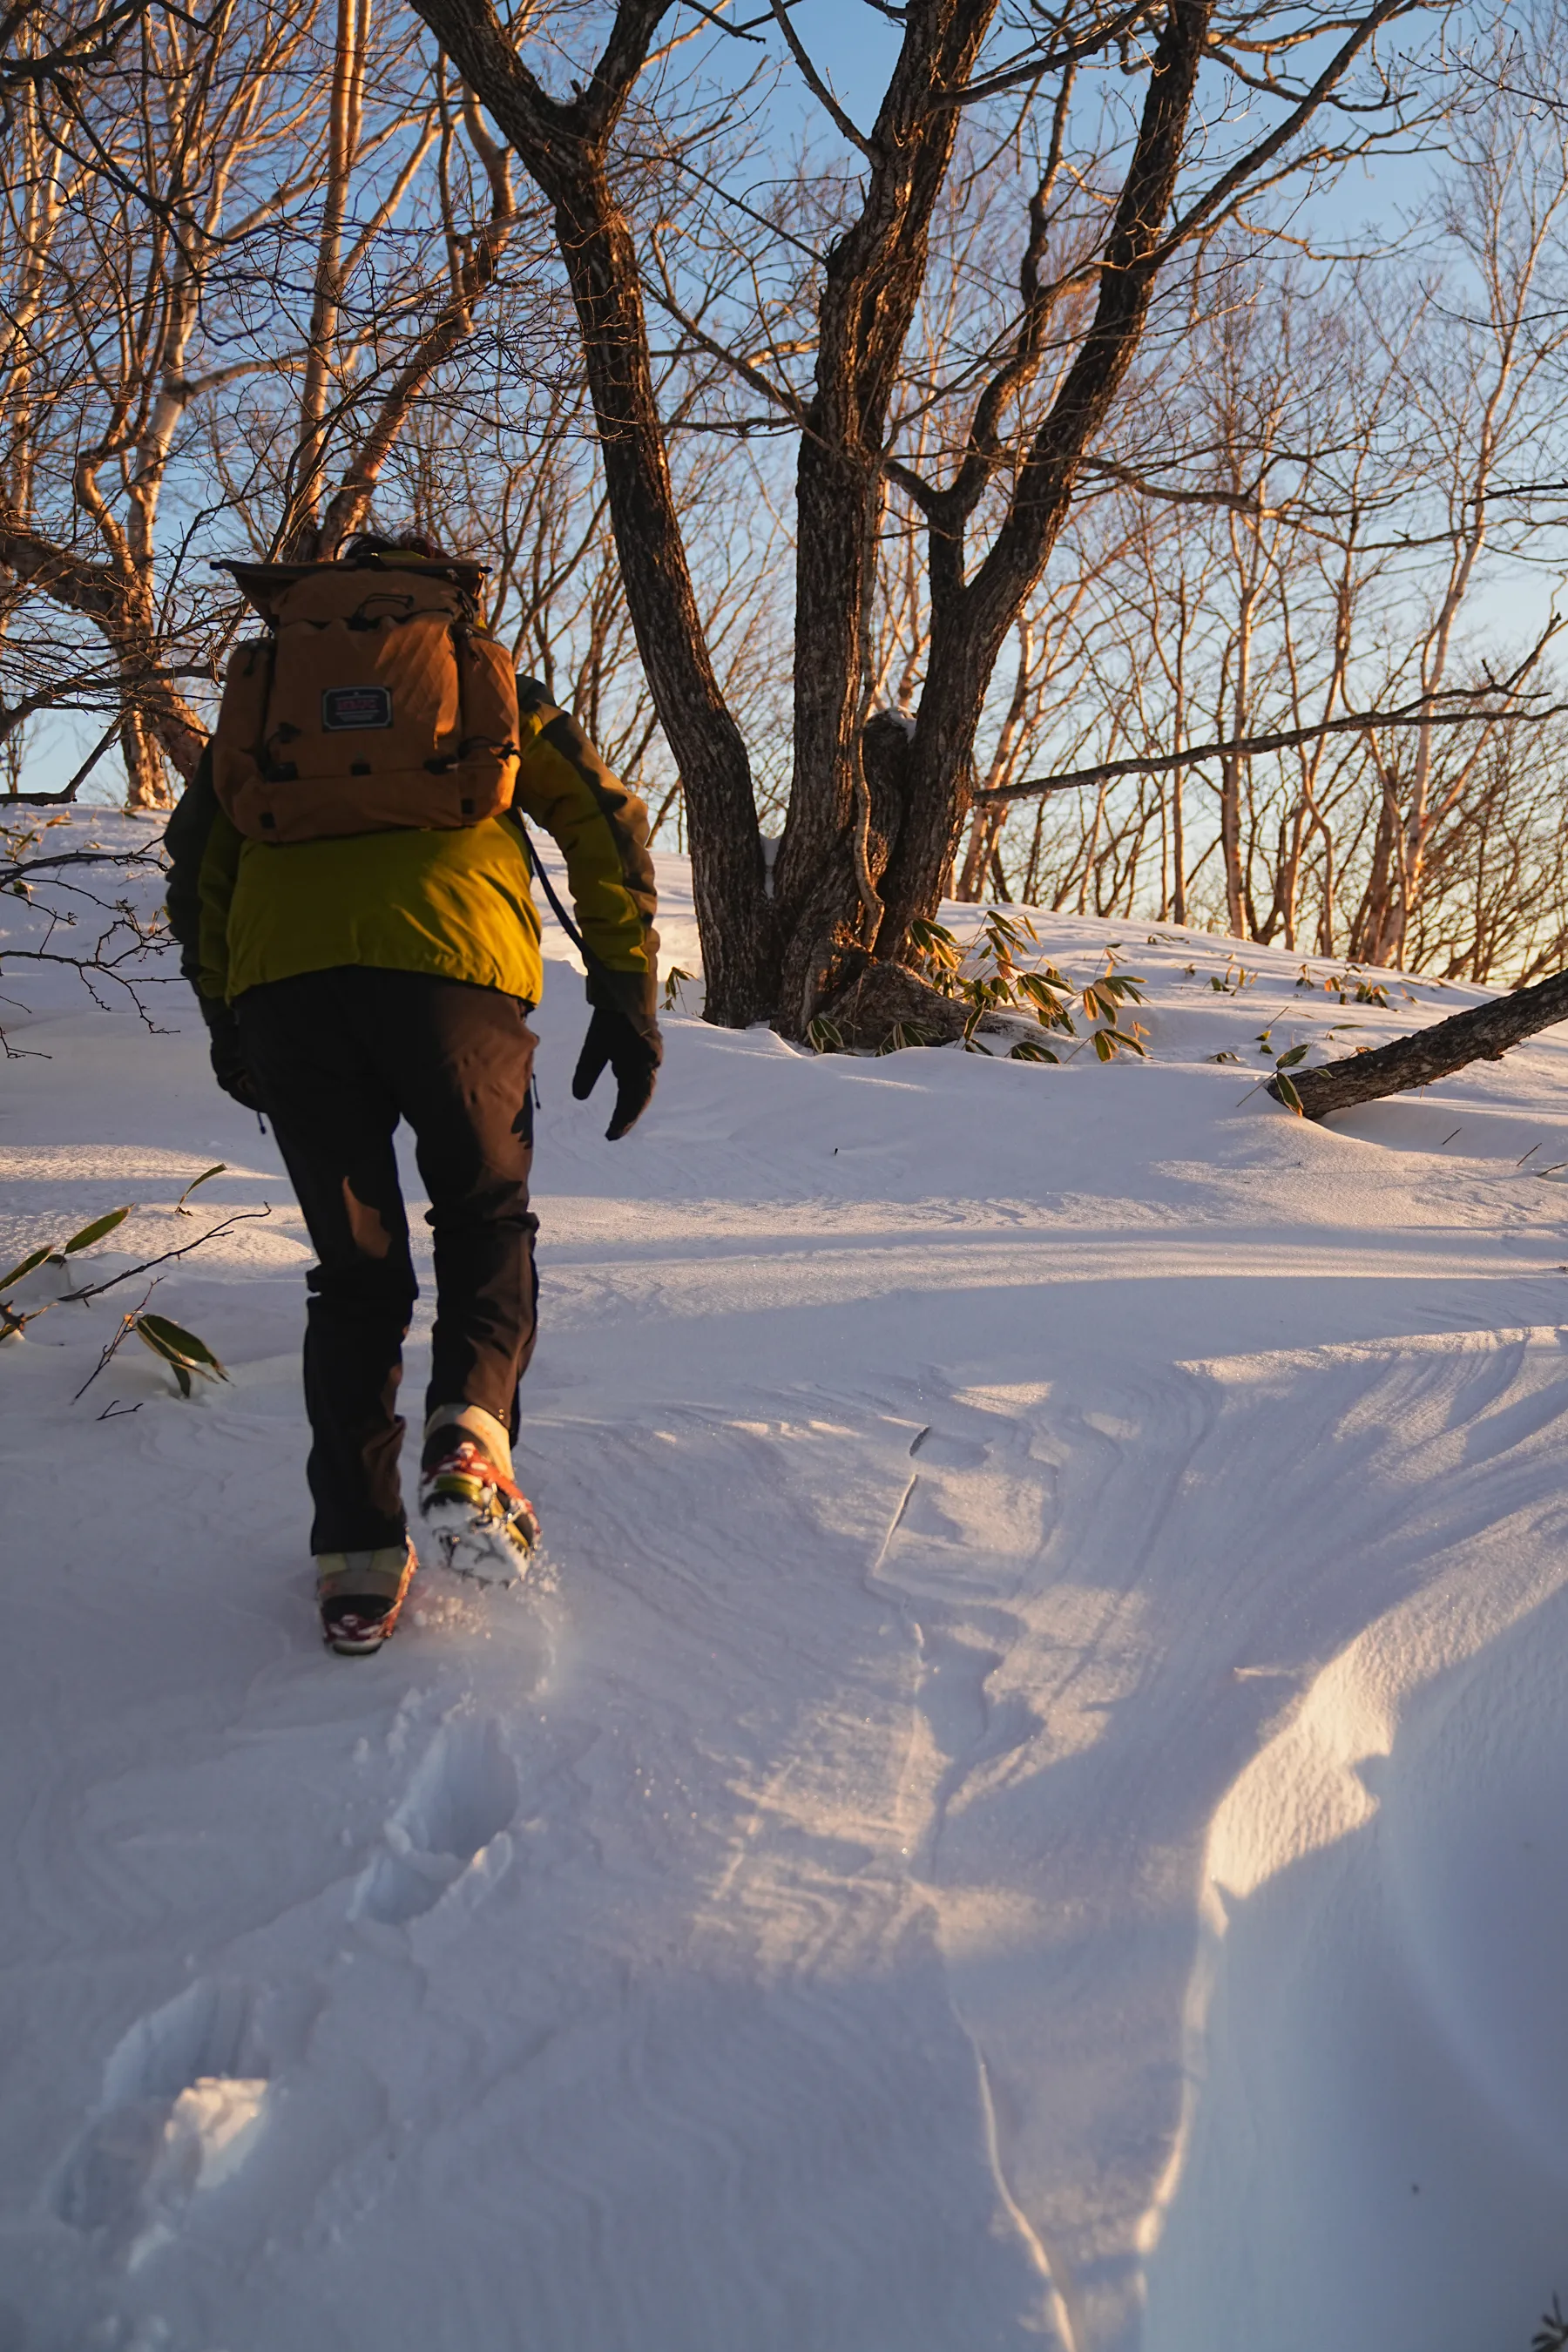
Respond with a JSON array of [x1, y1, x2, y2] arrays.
[[3, 813, 1568, 2351]]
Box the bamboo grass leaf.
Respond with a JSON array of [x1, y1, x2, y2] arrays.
[[0, 1243, 56, 1294], [136, 1312, 227, 1375], [63, 1206, 132, 1254], [174, 1164, 226, 1215]]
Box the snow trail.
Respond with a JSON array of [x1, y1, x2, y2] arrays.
[[4, 822, 1568, 2347]]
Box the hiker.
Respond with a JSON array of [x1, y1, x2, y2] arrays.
[[165, 532, 660, 1653]]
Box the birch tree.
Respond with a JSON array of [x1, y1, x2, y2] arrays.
[[0, 0, 523, 805]]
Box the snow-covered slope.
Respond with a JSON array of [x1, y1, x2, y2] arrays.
[[4, 814, 1568, 2352]]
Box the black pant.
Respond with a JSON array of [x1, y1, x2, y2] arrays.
[[238, 968, 538, 1552]]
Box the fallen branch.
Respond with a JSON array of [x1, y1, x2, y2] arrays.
[[1268, 970, 1568, 1120]]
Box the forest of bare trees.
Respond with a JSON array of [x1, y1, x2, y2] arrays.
[[3, 0, 1567, 1028]]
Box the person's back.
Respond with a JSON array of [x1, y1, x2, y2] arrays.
[[166, 532, 661, 1652]]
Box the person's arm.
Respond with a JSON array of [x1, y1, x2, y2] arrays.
[[162, 747, 260, 1107], [511, 679, 659, 1014], [512, 679, 662, 1138], [163, 744, 220, 995]]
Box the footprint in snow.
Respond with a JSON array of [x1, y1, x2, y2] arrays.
[[355, 1711, 519, 1926], [53, 1979, 267, 2261]]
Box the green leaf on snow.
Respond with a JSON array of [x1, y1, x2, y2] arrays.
[[174, 1164, 226, 1215], [136, 1311, 227, 1375], [62, 1206, 132, 1254], [0, 1242, 57, 1294]]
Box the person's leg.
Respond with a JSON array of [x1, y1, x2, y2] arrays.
[[351, 973, 539, 1434], [236, 972, 417, 1553], [325, 971, 540, 1578]]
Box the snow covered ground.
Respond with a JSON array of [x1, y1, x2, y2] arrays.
[[3, 811, 1568, 2352]]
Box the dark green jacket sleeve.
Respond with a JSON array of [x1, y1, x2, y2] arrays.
[[163, 745, 217, 994], [512, 679, 660, 1030], [163, 745, 244, 1014]]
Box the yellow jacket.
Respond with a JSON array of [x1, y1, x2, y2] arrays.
[[166, 679, 659, 1022]]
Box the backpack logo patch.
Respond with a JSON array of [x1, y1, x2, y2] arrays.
[[322, 685, 392, 731]]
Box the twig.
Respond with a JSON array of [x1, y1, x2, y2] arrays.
[[73, 1280, 156, 1402], [62, 1206, 271, 1304]]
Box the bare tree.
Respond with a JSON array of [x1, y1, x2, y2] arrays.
[[0, 0, 332, 803], [402, 0, 1460, 1036], [0, 0, 525, 806], [966, 100, 1568, 987]]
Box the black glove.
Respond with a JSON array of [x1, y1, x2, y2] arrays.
[[572, 1003, 661, 1140], [201, 998, 266, 1113]]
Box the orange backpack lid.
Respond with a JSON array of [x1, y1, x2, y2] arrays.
[[213, 551, 490, 626]]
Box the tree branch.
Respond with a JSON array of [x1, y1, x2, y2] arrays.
[[977, 673, 1568, 808]]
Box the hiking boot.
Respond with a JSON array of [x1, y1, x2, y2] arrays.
[[316, 1538, 416, 1656], [418, 1403, 539, 1586]]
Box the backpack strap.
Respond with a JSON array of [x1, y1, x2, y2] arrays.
[[507, 672, 594, 965], [510, 810, 591, 963]]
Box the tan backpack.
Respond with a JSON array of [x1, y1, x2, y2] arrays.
[[210, 553, 520, 844]]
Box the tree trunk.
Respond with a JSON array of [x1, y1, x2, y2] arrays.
[[402, 0, 776, 1026], [0, 522, 206, 787], [287, 0, 369, 558], [119, 707, 171, 810], [957, 802, 1005, 899], [819, 953, 1018, 1051], [874, 0, 1217, 963], [774, 424, 886, 1031], [772, 0, 1003, 1028], [1171, 764, 1186, 924], [1271, 970, 1568, 1119], [548, 153, 775, 1025]]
